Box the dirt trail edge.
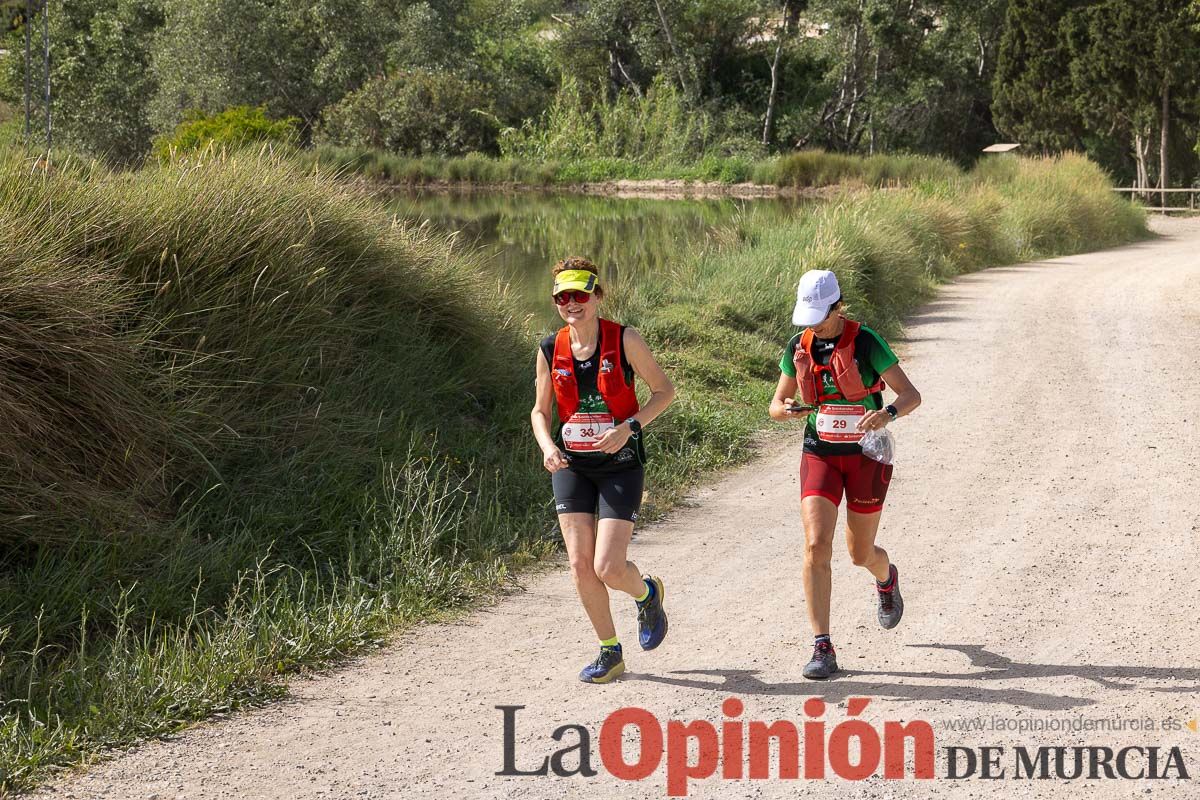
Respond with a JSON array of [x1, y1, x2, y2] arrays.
[[40, 217, 1200, 800]]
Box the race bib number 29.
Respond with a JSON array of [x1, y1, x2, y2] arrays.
[[561, 413, 615, 452], [815, 404, 866, 443]]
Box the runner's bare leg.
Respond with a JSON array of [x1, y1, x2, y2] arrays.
[[560, 513, 616, 640], [594, 518, 647, 598], [845, 509, 890, 583], [801, 495, 839, 634]]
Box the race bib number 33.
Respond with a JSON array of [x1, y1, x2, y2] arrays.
[[561, 413, 615, 452], [815, 404, 866, 443]]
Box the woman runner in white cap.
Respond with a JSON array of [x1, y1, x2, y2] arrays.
[[768, 269, 922, 679]]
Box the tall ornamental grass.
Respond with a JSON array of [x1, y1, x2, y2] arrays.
[[0, 147, 548, 790], [0, 148, 538, 548], [0, 151, 1145, 791], [754, 150, 964, 188]]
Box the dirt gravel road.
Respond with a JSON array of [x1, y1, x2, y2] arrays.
[[38, 217, 1200, 799]]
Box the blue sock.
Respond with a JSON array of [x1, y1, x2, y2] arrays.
[[815, 634, 832, 646]]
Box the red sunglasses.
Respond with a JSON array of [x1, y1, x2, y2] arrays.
[[553, 290, 593, 306]]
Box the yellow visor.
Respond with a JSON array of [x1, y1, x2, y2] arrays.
[[553, 269, 598, 295]]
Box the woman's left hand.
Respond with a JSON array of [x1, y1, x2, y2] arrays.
[[857, 410, 891, 432], [595, 422, 634, 453]]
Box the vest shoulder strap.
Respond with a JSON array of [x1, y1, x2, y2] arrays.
[[599, 318, 620, 347], [552, 326, 574, 365], [599, 318, 629, 372], [837, 318, 860, 348], [799, 328, 814, 354]]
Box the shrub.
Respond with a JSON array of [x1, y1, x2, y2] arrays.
[[152, 106, 298, 161]]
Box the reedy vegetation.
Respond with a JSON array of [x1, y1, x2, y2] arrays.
[[310, 146, 967, 188], [0, 151, 1144, 790]]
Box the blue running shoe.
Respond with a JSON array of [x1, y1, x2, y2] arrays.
[[579, 645, 625, 684], [636, 576, 668, 650]]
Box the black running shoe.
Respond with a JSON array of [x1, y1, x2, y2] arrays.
[[876, 563, 903, 630], [802, 640, 839, 680]]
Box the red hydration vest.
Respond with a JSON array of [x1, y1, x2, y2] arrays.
[[792, 317, 886, 405], [551, 318, 640, 423]]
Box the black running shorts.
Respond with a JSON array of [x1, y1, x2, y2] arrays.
[[551, 465, 644, 522]]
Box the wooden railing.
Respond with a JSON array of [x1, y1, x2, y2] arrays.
[[1111, 187, 1199, 213]]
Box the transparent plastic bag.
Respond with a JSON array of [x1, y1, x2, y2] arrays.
[[859, 428, 895, 465]]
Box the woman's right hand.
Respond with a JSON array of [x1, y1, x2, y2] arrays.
[[769, 373, 805, 422], [787, 398, 816, 417], [781, 397, 813, 418], [543, 447, 569, 473]]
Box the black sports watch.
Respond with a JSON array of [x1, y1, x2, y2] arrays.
[[884, 404, 898, 421], [627, 418, 643, 435]]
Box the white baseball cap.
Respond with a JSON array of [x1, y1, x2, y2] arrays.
[[792, 269, 842, 326]]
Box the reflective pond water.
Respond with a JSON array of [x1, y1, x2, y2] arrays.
[[385, 191, 810, 333]]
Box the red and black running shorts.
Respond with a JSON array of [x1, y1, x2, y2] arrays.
[[800, 451, 893, 514]]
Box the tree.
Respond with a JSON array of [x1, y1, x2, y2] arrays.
[[382, 0, 555, 129], [318, 70, 500, 155], [550, 0, 759, 104], [799, 0, 1005, 159], [149, 0, 398, 139], [762, 0, 806, 146], [1064, 0, 1200, 198], [0, 0, 164, 163], [450, 0, 558, 127], [386, 1, 473, 75], [992, 0, 1088, 153], [886, 0, 1008, 157]]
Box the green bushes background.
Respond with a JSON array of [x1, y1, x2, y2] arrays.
[[319, 71, 501, 157]]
